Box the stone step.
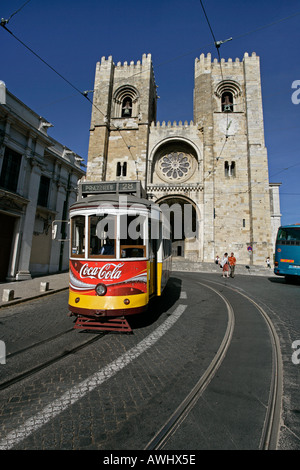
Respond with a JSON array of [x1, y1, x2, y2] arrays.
[[171, 258, 275, 276]]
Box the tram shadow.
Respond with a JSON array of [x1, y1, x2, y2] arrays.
[[128, 276, 182, 330]]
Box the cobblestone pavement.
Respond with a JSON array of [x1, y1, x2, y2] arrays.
[[1, 270, 299, 451], [0, 276, 228, 450]]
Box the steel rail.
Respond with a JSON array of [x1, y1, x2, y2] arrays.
[[0, 333, 103, 390], [205, 279, 283, 450], [144, 282, 235, 450], [235, 291, 282, 450], [6, 328, 75, 359]]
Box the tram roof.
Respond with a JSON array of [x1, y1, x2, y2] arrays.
[[70, 193, 158, 211]]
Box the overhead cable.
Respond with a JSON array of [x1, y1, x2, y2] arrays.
[[0, 23, 136, 166], [0, 0, 31, 26]]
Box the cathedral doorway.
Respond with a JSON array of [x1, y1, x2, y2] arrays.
[[157, 196, 198, 259]]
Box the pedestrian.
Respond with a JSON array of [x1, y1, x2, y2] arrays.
[[228, 252, 236, 278], [215, 255, 220, 265], [221, 252, 229, 278], [266, 257, 271, 268]]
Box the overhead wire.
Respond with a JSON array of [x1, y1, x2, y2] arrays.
[[198, 0, 233, 165], [231, 11, 300, 42], [0, 0, 31, 26], [192, 1, 300, 229], [2, 2, 299, 102], [3, 2, 298, 114], [1, 2, 298, 118], [0, 4, 137, 172], [1, 2, 299, 183], [1, 23, 87, 98], [0, 2, 299, 230], [198, 0, 231, 175], [197, 0, 300, 207]]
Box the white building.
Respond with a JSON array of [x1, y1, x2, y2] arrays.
[[0, 81, 85, 281]]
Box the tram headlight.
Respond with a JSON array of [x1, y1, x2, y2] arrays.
[[95, 283, 107, 296]]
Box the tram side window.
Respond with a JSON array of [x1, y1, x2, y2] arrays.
[[89, 214, 116, 257], [163, 239, 172, 259], [120, 214, 146, 258], [71, 216, 85, 257]]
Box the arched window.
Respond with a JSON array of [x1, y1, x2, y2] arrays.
[[116, 161, 127, 177], [231, 161, 236, 177], [215, 80, 242, 113], [221, 92, 233, 112], [224, 161, 236, 178], [225, 161, 229, 177], [121, 97, 132, 117], [113, 86, 139, 118]]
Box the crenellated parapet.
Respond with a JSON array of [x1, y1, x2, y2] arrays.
[[195, 51, 258, 66], [99, 53, 152, 67], [194, 51, 259, 80], [151, 120, 194, 129], [97, 53, 154, 80]]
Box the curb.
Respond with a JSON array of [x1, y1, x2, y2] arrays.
[[0, 287, 69, 310]]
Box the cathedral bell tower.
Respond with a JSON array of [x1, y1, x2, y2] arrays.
[[193, 52, 272, 265], [86, 54, 157, 186]]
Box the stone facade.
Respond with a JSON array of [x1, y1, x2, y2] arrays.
[[86, 52, 281, 265]]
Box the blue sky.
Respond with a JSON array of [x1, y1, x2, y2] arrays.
[[1, 0, 299, 226]]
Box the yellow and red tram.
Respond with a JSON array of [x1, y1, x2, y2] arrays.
[[68, 181, 171, 332]]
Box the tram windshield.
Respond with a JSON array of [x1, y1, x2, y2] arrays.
[[120, 213, 146, 258], [70, 212, 147, 259], [90, 214, 116, 257]]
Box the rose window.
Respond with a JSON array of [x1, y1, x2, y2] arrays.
[[158, 152, 192, 181]]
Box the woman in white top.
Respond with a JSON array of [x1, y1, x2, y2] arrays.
[[221, 252, 229, 278]]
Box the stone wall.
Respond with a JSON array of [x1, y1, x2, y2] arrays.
[[86, 52, 280, 266]]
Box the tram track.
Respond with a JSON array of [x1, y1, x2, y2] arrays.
[[0, 328, 104, 391], [145, 281, 235, 450], [145, 278, 283, 451], [6, 327, 75, 359], [0, 276, 283, 450], [208, 279, 283, 450]]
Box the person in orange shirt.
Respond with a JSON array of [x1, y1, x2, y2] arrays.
[[228, 252, 236, 278]]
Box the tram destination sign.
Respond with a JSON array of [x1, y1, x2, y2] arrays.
[[82, 182, 117, 194], [80, 181, 144, 198]]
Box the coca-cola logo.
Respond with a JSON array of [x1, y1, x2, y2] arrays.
[[79, 263, 124, 281]]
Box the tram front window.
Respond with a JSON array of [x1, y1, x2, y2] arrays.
[[71, 216, 85, 257], [90, 214, 116, 258], [120, 214, 146, 258]]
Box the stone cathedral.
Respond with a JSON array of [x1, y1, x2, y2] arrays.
[[85, 52, 281, 266]]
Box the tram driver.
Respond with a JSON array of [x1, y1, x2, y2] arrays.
[[100, 237, 115, 255]]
